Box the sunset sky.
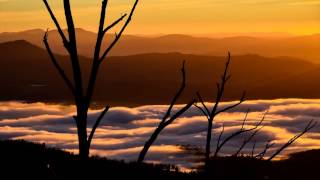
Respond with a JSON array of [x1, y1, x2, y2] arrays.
[[1, 0, 320, 173], [0, 0, 319, 35]]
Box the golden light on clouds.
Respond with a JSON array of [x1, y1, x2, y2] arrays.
[[0, 0, 319, 35], [1, 99, 320, 169]]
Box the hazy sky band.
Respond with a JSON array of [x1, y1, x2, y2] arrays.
[[0, 0, 319, 34]]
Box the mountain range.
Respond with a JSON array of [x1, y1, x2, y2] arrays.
[[1, 40, 320, 106], [0, 29, 319, 63]]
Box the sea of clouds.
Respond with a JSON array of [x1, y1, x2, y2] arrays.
[[1, 99, 320, 169]]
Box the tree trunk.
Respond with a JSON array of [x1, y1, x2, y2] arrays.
[[205, 119, 213, 169], [76, 105, 89, 160]]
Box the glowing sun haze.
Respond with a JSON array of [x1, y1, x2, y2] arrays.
[[0, 0, 319, 35]]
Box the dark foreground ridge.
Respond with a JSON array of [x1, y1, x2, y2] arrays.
[[0, 139, 319, 179]]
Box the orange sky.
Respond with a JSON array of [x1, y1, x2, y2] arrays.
[[0, 0, 319, 35]]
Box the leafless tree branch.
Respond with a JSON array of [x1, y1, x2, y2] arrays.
[[85, 0, 109, 109], [213, 111, 264, 158], [267, 120, 317, 161], [85, 0, 138, 112], [215, 91, 246, 116], [233, 126, 264, 157], [43, 31, 75, 94], [216, 124, 225, 153], [99, 0, 139, 62], [103, 14, 128, 35], [163, 61, 186, 121], [137, 61, 196, 163], [196, 92, 210, 117], [209, 52, 232, 118], [233, 111, 268, 157], [87, 106, 110, 148], [194, 103, 210, 119], [42, 0, 69, 49]]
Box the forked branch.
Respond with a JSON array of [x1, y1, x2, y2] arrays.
[[215, 91, 246, 116], [195, 92, 210, 118], [85, 0, 138, 109], [195, 52, 246, 170], [100, 0, 139, 62], [42, 0, 140, 159]]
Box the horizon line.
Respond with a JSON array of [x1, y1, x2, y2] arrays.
[[1, 28, 319, 38]]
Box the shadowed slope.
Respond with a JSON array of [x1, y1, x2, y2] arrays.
[[0, 40, 319, 106]]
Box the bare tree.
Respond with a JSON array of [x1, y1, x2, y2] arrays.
[[42, 0, 139, 160], [137, 61, 196, 163], [195, 52, 245, 169]]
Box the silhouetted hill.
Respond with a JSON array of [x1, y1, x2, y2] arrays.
[[0, 29, 319, 62], [1, 139, 319, 179], [251, 67, 320, 99], [204, 150, 320, 180], [0, 140, 186, 179], [1, 40, 320, 106]]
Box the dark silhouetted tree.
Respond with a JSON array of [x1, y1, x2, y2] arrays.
[[195, 52, 245, 170], [137, 61, 196, 163], [42, 0, 139, 160]]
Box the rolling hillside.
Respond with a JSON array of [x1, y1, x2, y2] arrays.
[[0, 40, 319, 106]]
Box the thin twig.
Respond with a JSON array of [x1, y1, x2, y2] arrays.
[[267, 120, 317, 161], [213, 111, 264, 158], [103, 14, 128, 34]]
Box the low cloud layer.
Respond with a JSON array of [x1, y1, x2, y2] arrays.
[[1, 99, 320, 169]]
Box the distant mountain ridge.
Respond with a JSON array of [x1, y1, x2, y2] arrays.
[[0, 29, 319, 62], [1, 40, 320, 106]]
